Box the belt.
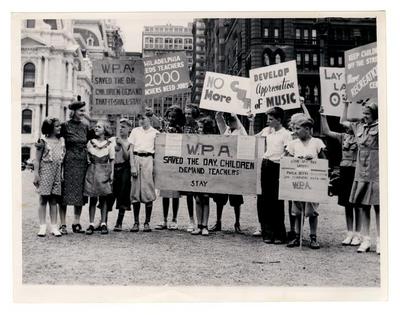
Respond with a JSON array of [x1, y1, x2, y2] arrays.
[[133, 151, 154, 158], [114, 161, 130, 169]]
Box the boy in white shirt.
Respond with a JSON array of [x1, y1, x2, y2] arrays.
[[285, 117, 327, 249]]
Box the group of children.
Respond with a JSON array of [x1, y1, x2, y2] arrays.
[[32, 98, 379, 254]]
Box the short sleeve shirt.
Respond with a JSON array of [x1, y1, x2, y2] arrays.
[[263, 127, 292, 162], [286, 137, 326, 159], [128, 126, 159, 153]]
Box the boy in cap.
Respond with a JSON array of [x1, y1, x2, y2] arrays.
[[284, 117, 327, 249]]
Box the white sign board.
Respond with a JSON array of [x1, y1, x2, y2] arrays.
[[199, 72, 251, 115], [319, 67, 346, 117], [250, 60, 300, 114], [279, 157, 329, 203]]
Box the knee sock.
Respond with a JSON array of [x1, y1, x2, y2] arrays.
[[145, 203, 153, 224], [133, 203, 140, 224], [116, 210, 125, 226]]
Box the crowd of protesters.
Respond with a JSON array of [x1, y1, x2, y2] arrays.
[[32, 97, 380, 254]]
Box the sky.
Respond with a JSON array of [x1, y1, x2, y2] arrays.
[[116, 18, 194, 53]]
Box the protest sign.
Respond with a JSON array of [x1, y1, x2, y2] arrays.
[[154, 134, 264, 195], [92, 57, 144, 115], [345, 42, 377, 103], [278, 157, 329, 203], [319, 67, 346, 117], [249, 60, 300, 114], [199, 72, 251, 115], [143, 52, 190, 97]]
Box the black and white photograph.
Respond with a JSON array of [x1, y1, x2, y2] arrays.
[[11, 10, 388, 302]]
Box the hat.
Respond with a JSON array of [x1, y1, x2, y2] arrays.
[[120, 117, 132, 127], [68, 101, 86, 111]]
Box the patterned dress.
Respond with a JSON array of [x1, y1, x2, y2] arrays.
[[37, 137, 65, 196], [60, 120, 90, 206]]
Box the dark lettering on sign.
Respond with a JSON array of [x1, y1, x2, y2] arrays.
[[186, 143, 230, 157], [163, 156, 184, 164], [218, 145, 230, 157], [265, 93, 297, 107], [202, 144, 214, 155], [292, 181, 312, 190], [190, 180, 208, 187], [101, 63, 135, 74], [204, 89, 232, 103]]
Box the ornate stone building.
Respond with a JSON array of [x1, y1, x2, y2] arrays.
[[21, 19, 92, 162]]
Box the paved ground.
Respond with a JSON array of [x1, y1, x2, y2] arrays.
[[20, 170, 380, 286]]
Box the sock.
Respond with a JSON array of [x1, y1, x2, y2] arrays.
[[145, 203, 152, 223], [116, 211, 125, 225]]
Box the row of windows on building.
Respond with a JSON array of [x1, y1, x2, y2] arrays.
[[143, 36, 193, 50], [263, 27, 318, 41], [144, 26, 191, 34]]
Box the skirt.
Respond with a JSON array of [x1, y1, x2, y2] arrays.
[[38, 161, 62, 196], [131, 156, 157, 203], [62, 153, 87, 206], [349, 180, 379, 206], [337, 166, 356, 207], [84, 162, 113, 197]]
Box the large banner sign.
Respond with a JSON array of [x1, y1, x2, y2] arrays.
[[154, 134, 264, 195], [319, 67, 346, 117], [279, 157, 329, 203], [249, 60, 300, 114], [199, 72, 251, 115], [143, 52, 190, 97], [345, 42, 377, 103], [92, 58, 144, 115]]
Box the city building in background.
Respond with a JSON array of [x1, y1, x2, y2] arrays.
[[21, 19, 92, 162], [73, 19, 126, 132], [142, 23, 193, 116], [190, 19, 206, 105], [203, 18, 377, 133]]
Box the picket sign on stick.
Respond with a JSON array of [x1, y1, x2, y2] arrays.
[[279, 157, 329, 250], [279, 157, 329, 203], [319, 67, 346, 117], [143, 52, 190, 97], [344, 42, 377, 103], [199, 72, 251, 115], [300, 209, 304, 249], [249, 60, 301, 114]]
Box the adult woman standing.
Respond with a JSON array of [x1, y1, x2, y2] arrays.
[[341, 100, 380, 254], [58, 100, 91, 234]]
